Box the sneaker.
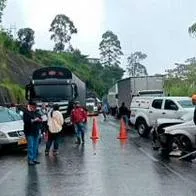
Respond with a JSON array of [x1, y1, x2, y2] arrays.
[[75, 137, 81, 144], [28, 161, 35, 166], [33, 160, 40, 164]]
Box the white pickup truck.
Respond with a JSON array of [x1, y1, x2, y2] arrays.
[[130, 96, 194, 137]]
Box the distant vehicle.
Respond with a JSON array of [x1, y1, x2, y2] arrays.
[[130, 96, 194, 137], [117, 75, 165, 108], [107, 83, 118, 110], [86, 97, 98, 116], [25, 67, 86, 127], [0, 107, 26, 150]]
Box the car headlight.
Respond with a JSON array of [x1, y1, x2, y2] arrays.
[[0, 131, 7, 138]]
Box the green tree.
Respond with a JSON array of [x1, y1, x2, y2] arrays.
[[99, 30, 123, 67], [165, 59, 196, 96], [17, 28, 35, 56], [188, 22, 196, 37], [0, 0, 7, 24], [0, 29, 20, 52], [49, 14, 77, 52], [126, 51, 148, 76]]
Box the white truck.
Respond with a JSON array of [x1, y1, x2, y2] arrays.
[[130, 96, 194, 137], [107, 84, 118, 116], [85, 97, 98, 116], [107, 75, 165, 110]]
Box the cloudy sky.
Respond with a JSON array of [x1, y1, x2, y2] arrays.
[[2, 0, 196, 75]]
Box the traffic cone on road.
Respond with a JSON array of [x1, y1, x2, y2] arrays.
[[90, 117, 100, 139], [117, 119, 128, 139]]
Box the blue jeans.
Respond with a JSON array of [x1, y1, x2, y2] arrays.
[[27, 135, 39, 162], [74, 123, 85, 141]]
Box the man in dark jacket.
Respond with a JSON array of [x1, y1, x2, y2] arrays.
[[118, 102, 130, 127], [192, 95, 196, 125], [23, 102, 42, 165]]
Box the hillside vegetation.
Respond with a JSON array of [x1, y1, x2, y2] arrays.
[[0, 31, 124, 104], [1, 28, 196, 105]]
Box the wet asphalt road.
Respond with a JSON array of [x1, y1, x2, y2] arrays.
[[1, 116, 196, 196]]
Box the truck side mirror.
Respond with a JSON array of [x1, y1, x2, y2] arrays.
[[73, 84, 78, 98], [25, 85, 30, 101]]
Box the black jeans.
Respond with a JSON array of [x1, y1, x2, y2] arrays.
[[45, 132, 60, 152]]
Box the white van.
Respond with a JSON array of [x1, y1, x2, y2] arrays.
[[130, 96, 194, 137]]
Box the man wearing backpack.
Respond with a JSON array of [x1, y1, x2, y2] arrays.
[[71, 101, 87, 144]]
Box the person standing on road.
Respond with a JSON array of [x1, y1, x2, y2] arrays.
[[118, 102, 130, 127], [102, 102, 109, 121], [192, 94, 196, 125], [45, 104, 64, 156], [23, 102, 42, 166], [71, 101, 87, 144]]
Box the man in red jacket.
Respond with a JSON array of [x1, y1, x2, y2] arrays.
[[71, 101, 87, 144]]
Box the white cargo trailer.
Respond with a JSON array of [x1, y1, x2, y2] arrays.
[[117, 75, 165, 108]]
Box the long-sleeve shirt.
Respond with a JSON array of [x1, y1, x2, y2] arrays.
[[194, 107, 196, 125], [23, 109, 42, 136], [71, 107, 87, 124]]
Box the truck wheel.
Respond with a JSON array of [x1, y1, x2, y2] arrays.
[[136, 119, 149, 137]]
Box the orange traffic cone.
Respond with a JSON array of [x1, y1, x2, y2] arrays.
[[117, 119, 128, 139], [90, 117, 100, 139]]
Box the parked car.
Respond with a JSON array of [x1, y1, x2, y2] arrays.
[[130, 96, 194, 137], [151, 112, 193, 149], [0, 106, 27, 150], [152, 112, 196, 157]]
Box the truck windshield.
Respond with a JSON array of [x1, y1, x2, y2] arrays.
[[33, 84, 73, 101], [178, 100, 194, 108]]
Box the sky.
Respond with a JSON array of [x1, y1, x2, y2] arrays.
[[2, 0, 196, 76]]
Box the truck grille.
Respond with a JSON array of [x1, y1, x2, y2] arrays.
[[36, 102, 69, 115]]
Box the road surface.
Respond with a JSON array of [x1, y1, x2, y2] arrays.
[[0, 116, 196, 196]]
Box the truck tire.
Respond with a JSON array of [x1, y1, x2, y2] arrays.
[[136, 119, 149, 137]]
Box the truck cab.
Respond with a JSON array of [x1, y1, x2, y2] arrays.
[[85, 97, 98, 116], [25, 67, 82, 126]]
